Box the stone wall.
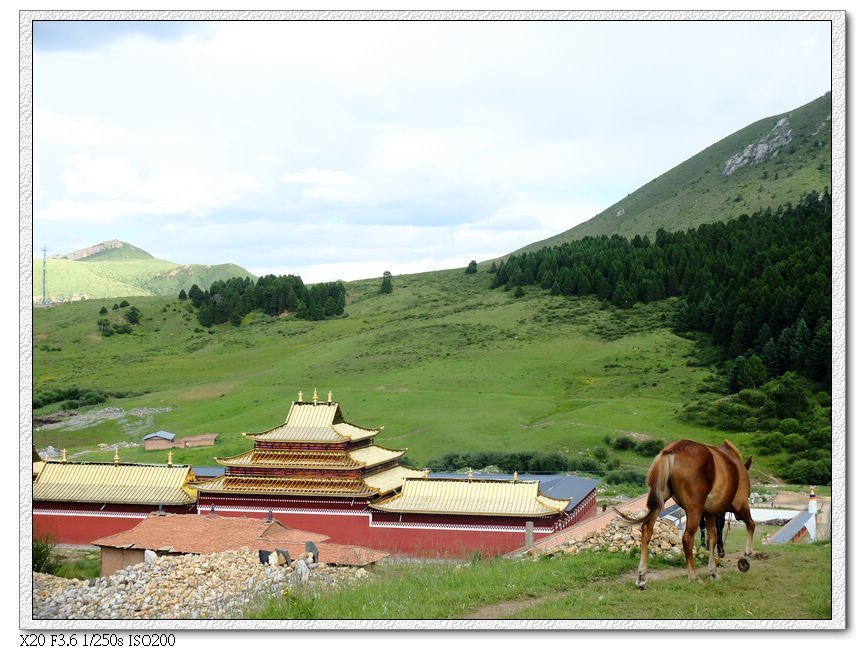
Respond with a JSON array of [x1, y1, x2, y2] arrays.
[[32, 548, 371, 620], [527, 515, 691, 561]]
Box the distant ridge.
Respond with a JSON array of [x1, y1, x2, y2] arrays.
[[55, 240, 154, 262], [34, 241, 256, 302], [509, 92, 831, 257]]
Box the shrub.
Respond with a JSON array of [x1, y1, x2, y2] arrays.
[[737, 389, 767, 409], [611, 435, 635, 450], [779, 418, 800, 435], [783, 458, 831, 485], [783, 433, 810, 453], [33, 535, 63, 574], [569, 458, 601, 474], [605, 469, 646, 486], [756, 431, 785, 454], [634, 438, 665, 457]]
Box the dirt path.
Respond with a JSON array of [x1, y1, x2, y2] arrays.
[[463, 551, 769, 619]]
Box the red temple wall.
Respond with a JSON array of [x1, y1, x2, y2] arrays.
[[197, 492, 596, 558], [33, 503, 196, 545], [31, 492, 597, 557]]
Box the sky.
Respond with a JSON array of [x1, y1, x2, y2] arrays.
[[29, 17, 832, 284]]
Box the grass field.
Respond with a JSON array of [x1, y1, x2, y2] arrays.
[[31, 268, 733, 474], [246, 527, 832, 622]]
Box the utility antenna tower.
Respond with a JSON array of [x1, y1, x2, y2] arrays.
[[41, 246, 48, 304]]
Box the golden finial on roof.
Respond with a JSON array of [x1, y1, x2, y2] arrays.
[[313, 387, 319, 405], [468, 467, 473, 482], [423, 468, 430, 479], [113, 449, 120, 465], [167, 450, 173, 467], [514, 471, 518, 483], [298, 390, 304, 402], [327, 390, 333, 403], [61, 448, 67, 463]]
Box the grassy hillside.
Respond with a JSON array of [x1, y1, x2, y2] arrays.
[[33, 267, 780, 483], [32, 243, 255, 301], [513, 93, 831, 255]]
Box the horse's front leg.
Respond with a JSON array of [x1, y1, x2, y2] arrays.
[[715, 513, 726, 558]]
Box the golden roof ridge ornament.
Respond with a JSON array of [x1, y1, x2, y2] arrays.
[[468, 467, 473, 482], [114, 449, 120, 465], [327, 390, 333, 404], [313, 387, 319, 405], [167, 450, 173, 467], [514, 471, 518, 483], [298, 390, 304, 402], [61, 448, 67, 463]]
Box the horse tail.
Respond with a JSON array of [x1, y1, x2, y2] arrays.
[[615, 451, 674, 525]]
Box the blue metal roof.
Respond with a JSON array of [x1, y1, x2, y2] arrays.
[[430, 472, 600, 511], [767, 510, 813, 544], [143, 431, 175, 441], [192, 466, 225, 478]]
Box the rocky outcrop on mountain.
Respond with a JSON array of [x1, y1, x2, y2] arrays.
[[61, 239, 128, 261], [723, 117, 794, 176]]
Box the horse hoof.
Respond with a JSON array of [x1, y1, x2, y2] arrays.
[[636, 576, 647, 590], [737, 558, 750, 572], [718, 550, 726, 558]]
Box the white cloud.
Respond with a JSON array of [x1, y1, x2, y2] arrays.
[[38, 155, 264, 222], [282, 168, 357, 186], [35, 109, 129, 149]]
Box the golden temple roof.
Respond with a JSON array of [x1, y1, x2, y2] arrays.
[[362, 466, 426, 494], [215, 445, 404, 469], [191, 475, 379, 498], [193, 464, 425, 498], [369, 477, 571, 517], [242, 400, 380, 443], [32, 461, 197, 506]]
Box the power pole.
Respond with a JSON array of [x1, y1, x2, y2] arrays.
[[41, 246, 48, 304]]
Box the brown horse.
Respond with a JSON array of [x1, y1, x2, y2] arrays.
[[616, 439, 755, 589]]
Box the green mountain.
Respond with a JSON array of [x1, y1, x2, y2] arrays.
[[512, 92, 831, 255], [33, 240, 256, 302]]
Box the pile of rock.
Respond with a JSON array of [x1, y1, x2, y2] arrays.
[[528, 513, 695, 561], [32, 548, 371, 620]]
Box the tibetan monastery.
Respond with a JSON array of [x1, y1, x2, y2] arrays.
[[193, 390, 599, 558], [32, 451, 197, 544]]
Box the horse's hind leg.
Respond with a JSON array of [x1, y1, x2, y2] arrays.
[[682, 508, 702, 582], [705, 514, 719, 580], [636, 510, 659, 590]]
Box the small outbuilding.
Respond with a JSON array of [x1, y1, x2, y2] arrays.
[[143, 431, 176, 451], [143, 431, 218, 451], [91, 512, 388, 576]]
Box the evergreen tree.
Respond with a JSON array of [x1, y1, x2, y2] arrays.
[[380, 271, 393, 294]]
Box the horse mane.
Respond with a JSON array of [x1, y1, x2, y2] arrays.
[[720, 439, 752, 469]]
